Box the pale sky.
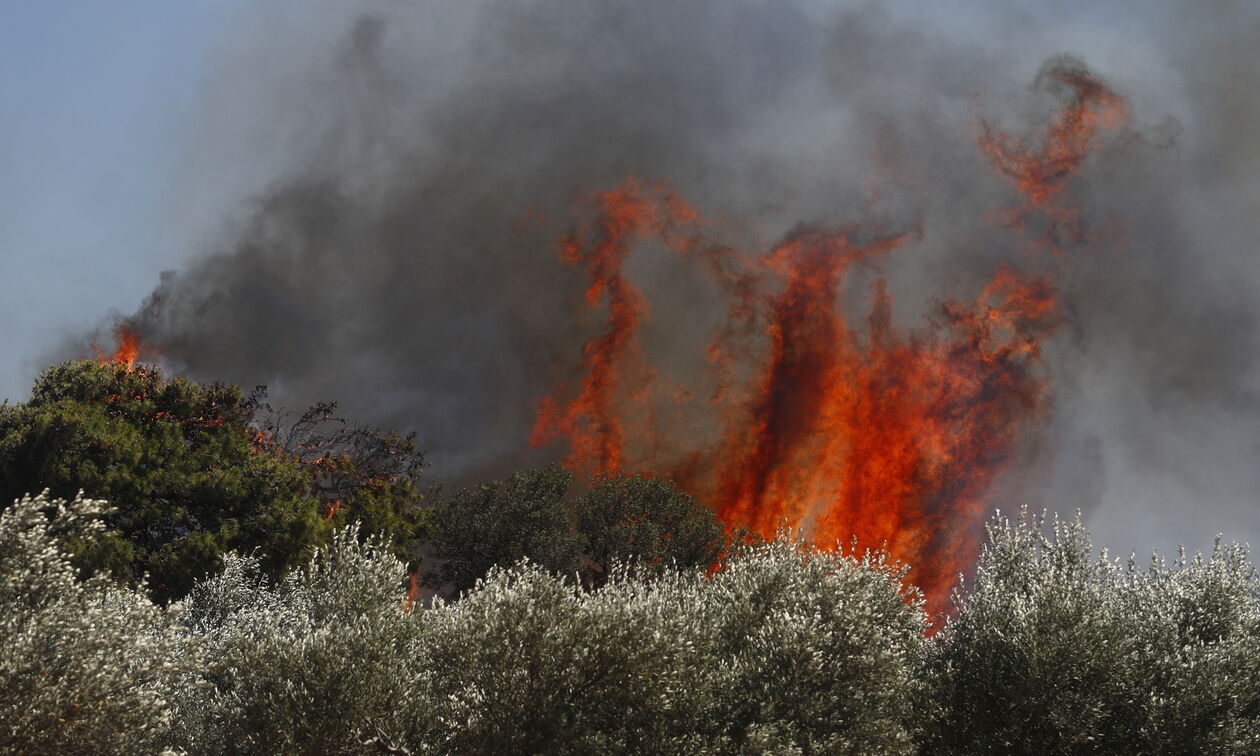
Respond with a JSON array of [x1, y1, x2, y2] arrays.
[[0, 2, 245, 402]]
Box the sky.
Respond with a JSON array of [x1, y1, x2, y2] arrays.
[[0, 1, 244, 399], [2, 1, 1259, 561]]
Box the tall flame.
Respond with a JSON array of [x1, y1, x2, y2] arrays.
[[531, 64, 1128, 616]]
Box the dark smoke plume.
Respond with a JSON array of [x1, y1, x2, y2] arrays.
[[71, 1, 1260, 555]]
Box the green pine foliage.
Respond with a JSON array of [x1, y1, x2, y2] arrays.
[[0, 362, 327, 601], [0, 361, 425, 602]]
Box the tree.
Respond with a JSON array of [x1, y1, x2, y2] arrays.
[[575, 473, 727, 586], [682, 536, 930, 753], [410, 537, 928, 754], [0, 361, 424, 602], [423, 466, 582, 595], [411, 563, 692, 754], [248, 392, 428, 567]]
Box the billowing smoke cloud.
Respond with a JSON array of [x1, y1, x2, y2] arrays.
[[70, 1, 1260, 555]]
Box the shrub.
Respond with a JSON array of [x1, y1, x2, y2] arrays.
[[170, 526, 419, 755], [408, 563, 691, 754], [0, 491, 191, 754], [680, 537, 929, 754], [408, 535, 927, 754], [423, 465, 582, 594], [576, 473, 728, 586], [928, 509, 1260, 754], [1123, 540, 1260, 752]]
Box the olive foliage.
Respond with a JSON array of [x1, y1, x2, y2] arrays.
[[929, 510, 1260, 754], [183, 532, 927, 755], [0, 492, 191, 754], [5, 483, 1260, 755], [170, 527, 419, 755]]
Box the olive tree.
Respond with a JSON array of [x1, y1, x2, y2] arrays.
[[928, 509, 1260, 754], [0, 492, 191, 754], [407, 535, 928, 754], [170, 526, 419, 755]]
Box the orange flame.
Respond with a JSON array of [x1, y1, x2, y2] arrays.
[[90, 324, 147, 368], [320, 499, 344, 519], [403, 572, 420, 614], [532, 65, 1127, 617], [529, 178, 700, 474]]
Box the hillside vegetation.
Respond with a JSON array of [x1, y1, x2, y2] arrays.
[[2, 364, 1258, 753]]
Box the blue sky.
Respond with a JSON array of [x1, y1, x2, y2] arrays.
[[0, 2, 244, 401]]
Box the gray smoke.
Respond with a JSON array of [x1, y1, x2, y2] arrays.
[[75, 0, 1260, 556]]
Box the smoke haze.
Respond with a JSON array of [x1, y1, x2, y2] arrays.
[[64, 0, 1260, 558]]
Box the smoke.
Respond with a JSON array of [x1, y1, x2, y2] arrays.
[[69, 1, 1260, 555]]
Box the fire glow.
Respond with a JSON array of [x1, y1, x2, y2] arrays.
[[91, 324, 145, 368], [531, 63, 1128, 615]]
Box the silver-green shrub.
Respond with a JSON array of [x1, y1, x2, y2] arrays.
[[16, 486, 1258, 754], [170, 525, 419, 755], [929, 510, 1260, 754], [1124, 540, 1260, 752], [675, 537, 929, 754], [407, 562, 691, 754], [406, 536, 928, 755], [0, 492, 191, 754]]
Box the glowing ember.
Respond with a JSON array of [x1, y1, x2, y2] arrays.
[[531, 63, 1128, 617]]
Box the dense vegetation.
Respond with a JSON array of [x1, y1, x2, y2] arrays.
[[3, 363, 1259, 753], [0, 361, 424, 602], [424, 466, 733, 594]]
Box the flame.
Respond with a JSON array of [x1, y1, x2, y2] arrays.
[[531, 64, 1127, 617], [529, 178, 700, 474], [321, 499, 344, 519], [403, 572, 420, 614], [978, 63, 1129, 250], [90, 324, 146, 368]]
